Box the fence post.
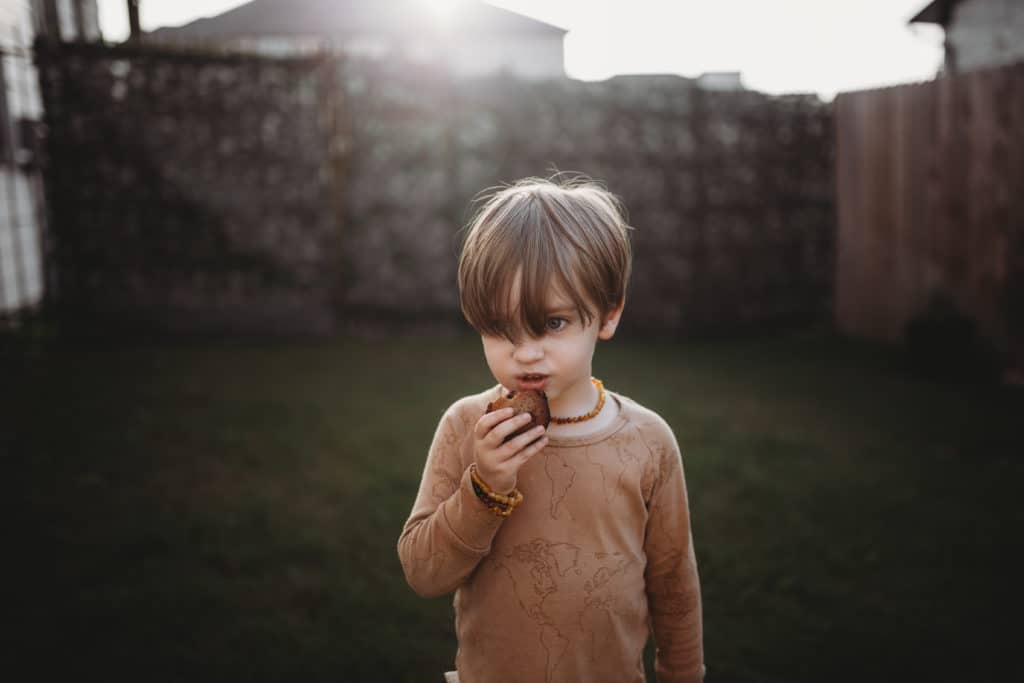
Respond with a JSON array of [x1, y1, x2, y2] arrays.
[[320, 53, 350, 317], [71, 0, 87, 41], [127, 1, 142, 42], [689, 84, 708, 329], [38, 0, 61, 42]]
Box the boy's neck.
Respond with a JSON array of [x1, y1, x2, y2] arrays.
[[546, 388, 620, 440]]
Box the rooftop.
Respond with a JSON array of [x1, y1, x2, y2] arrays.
[[148, 0, 567, 41]]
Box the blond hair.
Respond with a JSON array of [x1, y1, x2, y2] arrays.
[[458, 175, 632, 339]]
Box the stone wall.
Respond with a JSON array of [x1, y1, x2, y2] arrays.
[[341, 60, 834, 335], [36, 42, 338, 335], [37, 43, 833, 337]]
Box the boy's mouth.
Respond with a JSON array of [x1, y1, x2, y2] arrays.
[[515, 374, 549, 390]]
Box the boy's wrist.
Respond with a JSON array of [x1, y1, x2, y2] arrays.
[[469, 463, 523, 517], [472, 459, 515, 495]]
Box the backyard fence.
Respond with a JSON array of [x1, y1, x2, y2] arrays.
[[35, 40, 835, 337], [835, 61, 1024, 365], [342, 62, 834, 336], [35, 41, 341, 335]]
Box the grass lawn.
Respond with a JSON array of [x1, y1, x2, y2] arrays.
[[4, 327, 1021, 682]]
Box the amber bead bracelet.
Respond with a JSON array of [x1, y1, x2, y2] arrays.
[[470, 463, 524, 517]]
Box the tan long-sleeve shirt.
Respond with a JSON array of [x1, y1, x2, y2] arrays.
[[398, 385, 705, 683]]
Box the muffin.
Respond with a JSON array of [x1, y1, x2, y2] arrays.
[[486, 389, 551, 442]]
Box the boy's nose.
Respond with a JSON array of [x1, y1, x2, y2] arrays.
[[512, 339, 544, 363]]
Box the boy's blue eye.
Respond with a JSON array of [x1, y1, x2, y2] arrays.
[[546, 317, 568, 332]]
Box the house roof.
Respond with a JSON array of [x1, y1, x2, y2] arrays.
[[909, 0, 964, 26], [148, 0, 567, 41]]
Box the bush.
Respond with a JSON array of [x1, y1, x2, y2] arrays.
[[904, 293, 1003, 383]]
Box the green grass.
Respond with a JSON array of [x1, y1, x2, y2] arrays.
[[4, 328, 1021, 682]]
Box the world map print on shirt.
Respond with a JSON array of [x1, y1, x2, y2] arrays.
[[492, 538, 638, 682]]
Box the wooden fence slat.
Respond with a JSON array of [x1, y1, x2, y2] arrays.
[[835, 61, 1024, 364]]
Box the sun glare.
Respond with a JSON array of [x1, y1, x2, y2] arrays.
[[419, 0, 463, 21]]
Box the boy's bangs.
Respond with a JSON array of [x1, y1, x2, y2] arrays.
[[459, 177, 631, 339], [513, 242, 596, 340], [465, 208, 595, 340]]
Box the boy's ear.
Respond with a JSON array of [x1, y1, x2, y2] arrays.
[[598, 299, 625, 340]]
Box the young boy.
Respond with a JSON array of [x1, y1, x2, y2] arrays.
[[397, 176, 705, 683]]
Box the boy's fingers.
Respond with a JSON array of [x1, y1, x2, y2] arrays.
[[510, 435, 549, 465], [498, 424, 546, 459], [475, 407, 515, 439], [487, 412, 535, 446]]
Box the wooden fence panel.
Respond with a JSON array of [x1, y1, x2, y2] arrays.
[[1011, 63, 1024, 366], [835, 62, 1024, 365]]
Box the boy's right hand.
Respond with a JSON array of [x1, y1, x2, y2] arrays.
[[473, 407, 548, 494]]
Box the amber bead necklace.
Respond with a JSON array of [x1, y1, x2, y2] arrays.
[[551, 378, 605, 425]]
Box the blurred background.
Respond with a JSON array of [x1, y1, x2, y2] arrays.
[[2, 1, 1021, 681]]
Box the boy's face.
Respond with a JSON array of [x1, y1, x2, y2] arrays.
[[480, 286, 623, 407]]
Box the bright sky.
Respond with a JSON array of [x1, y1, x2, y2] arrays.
[[95, 0, 945, 99]]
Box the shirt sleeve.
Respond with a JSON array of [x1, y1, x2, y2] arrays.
[[643, 425, 706, 683], [397, 404, 505, 598]]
